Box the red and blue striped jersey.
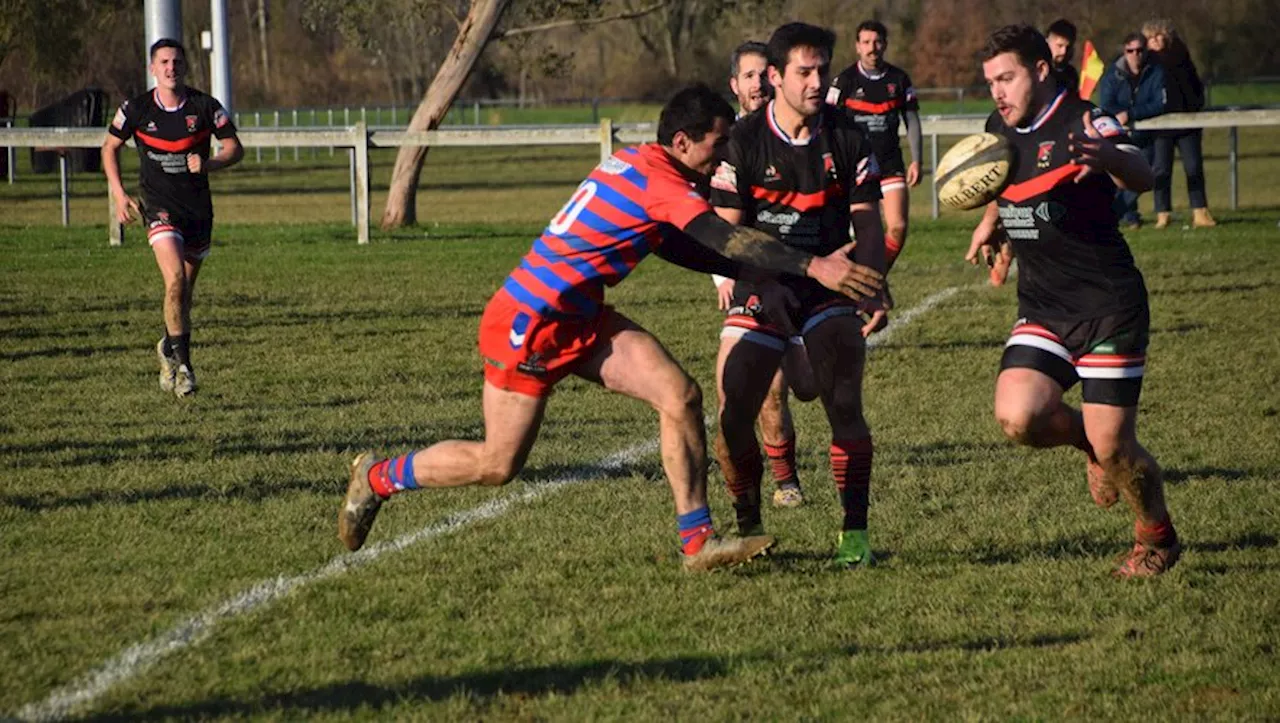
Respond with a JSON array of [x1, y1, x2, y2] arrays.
[[501, 143, 714, 318]]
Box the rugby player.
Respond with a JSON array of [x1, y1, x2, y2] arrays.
[[712, 40, 815, 510], [966, 25, 1180, 578], [827, 20, 922, 272], [102, 38, 243, 397], [338, 84, 886, 572], [709, 23, 888, 569]]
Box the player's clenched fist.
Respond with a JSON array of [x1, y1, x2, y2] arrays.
[[186, 153, 203, 174]]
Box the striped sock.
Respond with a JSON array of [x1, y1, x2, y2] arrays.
[[831, 437, 873, 531], [724, 444, 764, 530], [367, 452, 419, 499], [763, 437, 799, 489], [885, 236, 903, 269], [678, 507, 715, 556], [1135, 515, 1177, 548]]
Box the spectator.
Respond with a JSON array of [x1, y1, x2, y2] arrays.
[[1046, 19, 1080, 92], [1143, 18, 1215, 228], [1099, 32, 1166, 228]]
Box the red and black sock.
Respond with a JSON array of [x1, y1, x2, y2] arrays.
[[1135, 515, 1178, 549], [763, 436, 799, 490], [724, 443, 763, 531], [831, 437, 873, 531], [885, 236, 903, 270]]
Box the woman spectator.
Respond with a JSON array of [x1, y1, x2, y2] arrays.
[[1143, 18, 1215, 228]]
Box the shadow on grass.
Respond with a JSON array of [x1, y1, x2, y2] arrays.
[[1, 478, 324, 513], [844, 630, 1088, 656], [1164, 466, 1258, 484], [81, 655, 730, 721], [1150, 280, 1279, 296], [0, 343, 131, 362]]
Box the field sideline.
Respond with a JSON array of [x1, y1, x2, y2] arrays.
[[2, 210, 1278, 720]]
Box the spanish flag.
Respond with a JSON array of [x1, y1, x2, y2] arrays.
[[1079, 40, 1105, 100]]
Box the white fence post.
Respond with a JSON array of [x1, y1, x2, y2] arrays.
[[354, 122, 370, 245], [59, 154, 70, 226], [599, 118, 613, 164], [1229, 126, 1239, 210], [931, 133, 939, 219]]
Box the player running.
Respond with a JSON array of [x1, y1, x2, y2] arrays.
[[966, 25, 1180, 578], [712, 40, 816, 510], [102, 38, 243, 398], [827, 20, 922, 273], [338, 84, 885, 572], [710, 23, 888, 568]]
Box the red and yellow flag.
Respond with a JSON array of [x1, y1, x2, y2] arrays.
[[1079, 40, 1105, 100]]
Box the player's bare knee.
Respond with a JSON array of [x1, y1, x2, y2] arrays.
[[477, 458, 520, 486], [661, 375, 702, 423], [996, 409, 1037, 446], [887, 222, 908, 243]]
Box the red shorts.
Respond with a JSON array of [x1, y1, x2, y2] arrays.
[[477, 290, 613, 398]]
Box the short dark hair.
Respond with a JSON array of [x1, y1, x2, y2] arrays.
[[983, 24, 1052, 70], [730, 41, 768, 78], [149, 38, 187, 61], [1122, 32, 1146, 49], [765, 22, 835, 73], [1046, 19, 1077, 44], [657, 83, 735, 146], [856, 20, 888, 40]]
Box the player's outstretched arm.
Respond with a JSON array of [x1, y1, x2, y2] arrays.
[[683, 211, 883, 302]]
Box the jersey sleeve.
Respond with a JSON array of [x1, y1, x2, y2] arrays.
[[107, 99, 137, 141], [843, 127, 883, 206], [644, 162, 715, 232], [209, 98, 238, 139], [708, 135, 750, 211], [901, 71, 919, 111]]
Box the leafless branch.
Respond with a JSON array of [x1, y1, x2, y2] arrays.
[[495, 1, 667, 40]]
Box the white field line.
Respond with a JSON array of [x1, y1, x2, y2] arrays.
[[14, 283, 968, 723]]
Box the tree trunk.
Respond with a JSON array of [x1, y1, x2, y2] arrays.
[[257, 0, 271, 93], [381, 0, 512, 230]]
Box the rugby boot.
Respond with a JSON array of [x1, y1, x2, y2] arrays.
[[173, 364, 197, 397], [772, 484, 805, 509], [833, 529, 875, 569], [1192, 207, 1217, 228], [1087, 457, 1119, 509], [338, 452, 383, 551], [1112, 539, 1182, 578], [682, 534, 775, 572], [156, 338, 178, 392]]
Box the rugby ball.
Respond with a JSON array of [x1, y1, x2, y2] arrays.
[[935, 133, 1014, 211]]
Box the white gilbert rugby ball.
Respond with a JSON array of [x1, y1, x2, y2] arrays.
[[935, 133, 1015, 211]]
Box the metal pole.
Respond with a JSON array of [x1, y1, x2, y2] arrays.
[[209, 0, 233, 112], [59, 154, 70, 227], [108, 190, 123, 246], [931, 133, 939, 219], [474, 101, 480, 125], [273, 110, 280, 162], [6, 117, 14, 184], [310, 109, 316, 160], [329, 108, 335, 156], [254, 111, 261, 162], [1229, 125, 1238, 210], [143, 0, 182, 89], [292, 108, 299, 161]]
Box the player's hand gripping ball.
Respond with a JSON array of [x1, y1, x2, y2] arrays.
[[935, 133, 1015, 211]]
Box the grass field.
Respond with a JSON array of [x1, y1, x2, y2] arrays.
[[3, 192, 1280, 720]]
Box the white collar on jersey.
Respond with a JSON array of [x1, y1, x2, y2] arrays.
[[152, 88, 188, 112], [1015, 88, 1068, 134], [766, 100, 821, 146], [857, 61, 887, 80]]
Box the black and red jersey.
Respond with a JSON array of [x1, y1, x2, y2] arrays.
[[985, 89, 1147, 321], [108, 87, 238, 221], [709, 101, 881, 258], [826, 62, 918, 166]]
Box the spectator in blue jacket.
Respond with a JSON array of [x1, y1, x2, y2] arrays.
[[1099, 32, 1166, 228]]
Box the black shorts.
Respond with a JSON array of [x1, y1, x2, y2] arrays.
[[999, 306, 1150, 407], [722, 279, 860, 350], [141, 202, 213, 262], [874, 148, 906, 191]]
